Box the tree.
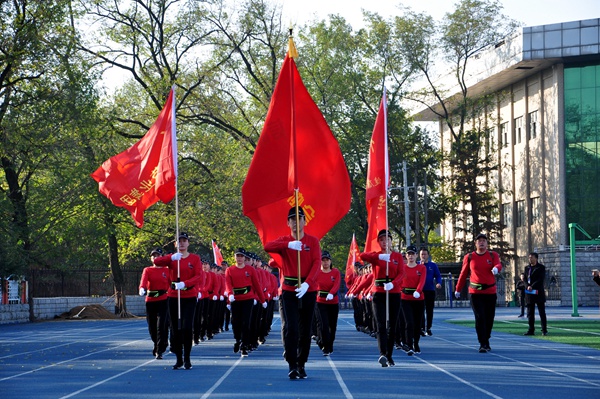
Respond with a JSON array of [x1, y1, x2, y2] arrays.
[[398, 0, 519, 258]]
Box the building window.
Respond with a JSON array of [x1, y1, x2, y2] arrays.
[[530, 197, 541, 225], [503, 203, 512, 227], [500, 122, 508, 148], [529, 110, 538, 140], [515, 117, 523, 144], [516, 200, 525, 227]]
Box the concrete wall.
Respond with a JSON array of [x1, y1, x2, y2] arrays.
[[0, 295, 146, 325]]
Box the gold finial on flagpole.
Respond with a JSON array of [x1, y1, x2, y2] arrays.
[[288, 24, 298, 59]]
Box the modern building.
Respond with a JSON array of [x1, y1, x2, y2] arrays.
[[412, 18, 600, 306]]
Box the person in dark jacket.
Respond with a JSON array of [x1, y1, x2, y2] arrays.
[[523, 252, 548, 336]]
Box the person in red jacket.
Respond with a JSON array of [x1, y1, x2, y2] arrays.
[[264, 206, 321, 380], [314, 250, 341, 356], [139, 247, 170, 359], [454, 233, 502, 353], [360, 229, 405, 367], [225, 248, 266, 357], [153, 232, 204, 370], [399, 245, 426, 355]]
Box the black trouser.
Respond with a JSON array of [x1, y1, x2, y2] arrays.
[[316, 302, 339, 353], [395, 298, 406, 346], [526, 301, 547, 333], [421, 290, 436, 331], [519, 293, 525, 315], [231, 299, 254, 348], [351, 297, 362, 329], [279, 290, 317, 368], [145, 299, 169, 354], [223, 306, 231, 330], [168, 296, 196, 361], [401, 299, 424, 348], [470, 293, 497, 346], [371, 292, 401, 357], [193, 297, 205, 341]]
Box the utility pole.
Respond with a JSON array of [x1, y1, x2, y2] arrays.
[[403, 161, 410, 246]]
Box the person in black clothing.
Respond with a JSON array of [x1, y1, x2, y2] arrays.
[[593, 269, 600, 286], [523, 252, 548, 336], [516, 273, 526, 317]]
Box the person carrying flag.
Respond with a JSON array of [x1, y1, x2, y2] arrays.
[[153, 232, 203, 370], [360, 229, 405, 367], [139, 247, 170, 359], [264, 206, 321, 380]]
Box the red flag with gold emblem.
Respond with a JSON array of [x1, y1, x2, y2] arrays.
[[364, 89, 389, 252], [91, 88, 177, 228], [242, 42, 351, 250], [345, 233, 360, 283]]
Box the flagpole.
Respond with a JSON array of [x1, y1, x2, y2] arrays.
[[171, 85, 182, 330], [382, 87, 390, 331]]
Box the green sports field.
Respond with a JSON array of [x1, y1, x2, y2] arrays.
[[448, 319, 600, 350]]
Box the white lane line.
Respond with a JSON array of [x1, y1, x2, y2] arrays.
[[327, 356, 354, 399], [0, 338, 146, 382], [199, 356, 244, 399], [59, 358, 156, 399]]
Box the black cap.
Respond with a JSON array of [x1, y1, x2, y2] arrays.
[[321, 250, 332, 260], [377, 229, 390, 238], [475, 233, 488, 241], [221, 261, 229, 267], [150, 247, 163, 256], [354, 261, 363, 268], [406, 245, 417, 254], [178, 232, 189, 240], [287, 206, 305, 219], [234, 247, 246, 256]]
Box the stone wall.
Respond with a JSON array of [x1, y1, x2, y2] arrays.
[[0, 295, 146, 325]]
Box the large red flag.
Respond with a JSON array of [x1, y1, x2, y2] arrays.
[[212, 240, 224, 266], [91, 88, 177, 228], [242, 45, 351, 254], [345, 233, 361, 284], [364, 89, 389, 252]]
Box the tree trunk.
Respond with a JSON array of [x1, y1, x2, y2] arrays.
[[108, 232, 130, 317]]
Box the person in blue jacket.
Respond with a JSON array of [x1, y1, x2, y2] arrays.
[[419, 247, 442, 336]]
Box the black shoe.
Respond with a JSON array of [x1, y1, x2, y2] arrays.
[[152, 347, 157, 357], [401, 343, 411, 353], [298, 365, 307, 379], [155, 352, 163, 360], [378, 355, 388, 367], [426, 329, 432, 336], [394, 343, 401, 350], [241, 348, 249, 357], [407, 348, 414, 356], [233, 341, 240, 353], [194, 339, 200, 345], [478, 346, 487, 353], [420, 329, 426, 337], [518, 314, 524, 318], [184, 360, 192, 370], [484, 344, 491, 352], [523, 331, 535, 336], [386, 356, 395, 366], [413, 343, 421, 354], [172, 360, 184, 370], [288, 367, 300, 379], [542, 331, 548, 336], [323, 351, 330, 356]]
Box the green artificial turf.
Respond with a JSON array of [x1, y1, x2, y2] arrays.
[[448, 319, 600, 350]]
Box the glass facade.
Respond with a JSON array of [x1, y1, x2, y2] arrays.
[[564, 63, 600, 237]]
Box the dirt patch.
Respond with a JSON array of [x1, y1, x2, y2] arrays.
[[55, 304, 120, 320]]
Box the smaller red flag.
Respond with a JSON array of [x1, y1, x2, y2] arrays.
[[345, 233, 360, 283], [91, 88, 177, 228], [212, 240, 224, 266]]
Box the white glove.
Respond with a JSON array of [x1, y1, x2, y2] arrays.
[[295, 282, 309, 298], [413, 291, 421, 299], [254, 299, 257, 305], [454, 291, 460, 299], [229, 294, 235, 302], [366, 293, 373, 300], [492, 267, 499, 275], [171, 252, 182, 261], [173, 281, 185, 290], [383, 282, 394, 291], [220, 295, 224, 301], [287, 240, 303, 251], [139, 288, 146, 296], [212, 295, 218, 301], [198, 292, 202, 299], [378, 253, 391, 262], [226, 304, 231, 311], [326, 293, 334, 301], [273, 296, 279, 301], [267, 293, 271, 299], [262, 302, 268, 309]]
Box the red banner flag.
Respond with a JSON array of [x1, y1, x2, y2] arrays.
[[364, 89, 389, 252], [345, 233, 361, 282], [212, 240, 224, 266], [242, 49, 351, 252], [91, 88, 177, 228]]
